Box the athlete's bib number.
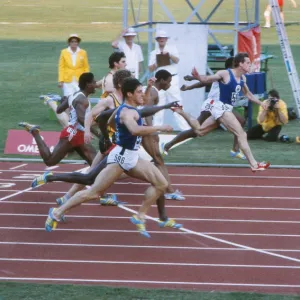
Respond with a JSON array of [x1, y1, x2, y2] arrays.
[[231, 85, 241, 106], [115, 153, 125, 166], [133, 136, 142, 150], [66, 126, 77, 141]]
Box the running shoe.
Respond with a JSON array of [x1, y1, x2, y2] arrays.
[[31, 171, 53, 188], [56, 196, 66, 206], [158, 218, 182, 229], [100, 194, 126, 206], [130, 215, 150, 238], [165, 190, 185, 201], [45, 208, 59, 232], [18, 122, 40, 133], [40, 94, 62, 105], [230, 150, 246, 160], [251, 161, 271, 172]]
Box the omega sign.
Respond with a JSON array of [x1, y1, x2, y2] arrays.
[[17, 137, 54, 154], [5, 130, 60, 156]]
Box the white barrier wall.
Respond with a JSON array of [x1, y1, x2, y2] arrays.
[[154, 23, 208, 129]]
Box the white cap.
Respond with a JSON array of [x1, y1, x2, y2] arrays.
[[155, 30, 169, 39], [68, 33, 81, 43], [123, 27, 137, 37]]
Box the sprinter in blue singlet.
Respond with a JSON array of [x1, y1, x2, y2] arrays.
[[190, 52, 270, 172], [44, 77, 180, 238]]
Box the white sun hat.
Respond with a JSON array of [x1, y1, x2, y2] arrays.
[[123, 27, 137, 37], [155, 30, 169, 39]]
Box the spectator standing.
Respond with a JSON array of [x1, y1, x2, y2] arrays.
[[148, 30, 189, 131], [264, 0, 297, 28], [112, 27, 144, 79], [48, 34, 90, 127]]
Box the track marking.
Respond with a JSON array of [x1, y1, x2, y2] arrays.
[[0, 258, 299, 269], [9, 200, 300, 212], [2, 213, 300, 225], [0, 166, 84, 202], [1, 178, 300, 189], [0, 187, 34, 202], [2, 191, 300, 201], [2, 169, 300, 179], [1, 226, 300, 237], [0, 183, 16, 189], [45, 166, 59, 171], [1, 242, 300, 253], [0, 277, 300, 288], [0, 227, 181, 234], [119, 205, 300, 264], [5, 201, 300, 211], [9, 164, 27, 170]]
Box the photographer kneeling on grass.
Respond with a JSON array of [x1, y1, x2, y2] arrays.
[[247, 89, 288, 142]]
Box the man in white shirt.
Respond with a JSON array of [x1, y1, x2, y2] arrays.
[[148, 30, 189, 131], [112, 27, 144, 79]]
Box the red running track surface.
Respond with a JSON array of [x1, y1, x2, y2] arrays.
[[1, 162, 300, 294]]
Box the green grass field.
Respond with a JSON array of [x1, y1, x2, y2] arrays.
[[1, 0, 300, 164], [1, 1, 300, 299]]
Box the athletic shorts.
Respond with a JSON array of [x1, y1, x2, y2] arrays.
[[107, 145, 139, 171], [201, 98, 233, 120], [60, 125, 84, 147], [278, 0, 283, 8]]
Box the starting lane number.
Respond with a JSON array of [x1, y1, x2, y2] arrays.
[[13, 173, 42, 180], [0, 183, 16, 189]]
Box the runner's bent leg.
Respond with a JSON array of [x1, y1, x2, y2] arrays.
[[53, 164, 124, 219], [127, 159, 168, 221], [219, 112, 257, 168]]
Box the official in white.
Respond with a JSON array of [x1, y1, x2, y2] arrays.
[[112, 27, 144, 79], [148, 30, 189, 131]]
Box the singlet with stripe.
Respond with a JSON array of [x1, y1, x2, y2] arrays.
[[219, 69, 245, 106], [114, 104, 142, 150], [207, 81, 220, 101], [68, 91, 91, 131], [106, 93, 122, 136]]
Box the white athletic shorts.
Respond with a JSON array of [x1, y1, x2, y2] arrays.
[[201, 98, 233, 120], [107, 145, 139, 171]]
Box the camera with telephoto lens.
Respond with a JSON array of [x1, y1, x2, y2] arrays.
[[268, 97, 279, 111]]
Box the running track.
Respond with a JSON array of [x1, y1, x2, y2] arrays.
[[1, 161, 300, 295]]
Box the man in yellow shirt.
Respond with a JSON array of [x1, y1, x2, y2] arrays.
[[247, 89, 288, 141]]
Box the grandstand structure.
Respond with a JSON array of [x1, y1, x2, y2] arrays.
[[122, 0, 260, 78]]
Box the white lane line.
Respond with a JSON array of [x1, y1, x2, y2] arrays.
[[1, 178, 300, 189], [9, 164, 27, 170], [169, 174, 300, 179], [1, 242, 300, 253], [0, 227, 179, 234], [119, 205, 300, 264], [3, 203, 300, 211], [0, 277, 299, 288], [1, 191, 300, 201], [0, 258, 299, 269], [1, 226, 300, 237], [0, 166, 85, 202], [45, 166, 59, 171], [2, 169, 300, 179], [2, 213, 300, 225], [0, 187, 34, 202], [0, 242, 299, 252]]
